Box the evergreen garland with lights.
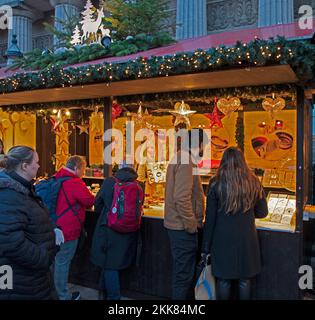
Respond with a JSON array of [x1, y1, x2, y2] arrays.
[[1, 37, 315, 94], [0, 84, 297, 112]]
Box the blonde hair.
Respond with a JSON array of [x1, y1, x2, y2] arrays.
[[3, 146, 35, 171]]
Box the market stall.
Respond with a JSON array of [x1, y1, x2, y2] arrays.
[[0, 31, 314, 299]]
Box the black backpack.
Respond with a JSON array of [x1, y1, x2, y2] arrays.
[[35, 176, 78, 224]]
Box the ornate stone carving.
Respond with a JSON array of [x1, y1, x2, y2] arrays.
[[32, 34, 54, 51], [207, 0, 258, 32]]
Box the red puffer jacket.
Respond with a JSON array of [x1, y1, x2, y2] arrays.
[[55, 168, 95, 242]]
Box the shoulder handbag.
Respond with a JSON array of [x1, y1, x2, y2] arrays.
[[195, 254, 216, 300]]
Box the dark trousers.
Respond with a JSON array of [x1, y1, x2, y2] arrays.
[[167, 229, 198, 300], [216, 278, 252, 300]]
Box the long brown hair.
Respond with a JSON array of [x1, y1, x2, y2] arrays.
[[214, 147, 263, 214]]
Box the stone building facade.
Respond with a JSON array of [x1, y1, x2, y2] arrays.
[[0, 0, 314, 64]]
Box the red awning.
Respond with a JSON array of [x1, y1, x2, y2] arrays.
[[0, 21, 314, 79]]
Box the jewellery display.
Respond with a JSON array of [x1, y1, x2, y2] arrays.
[[258, 192, 296, 230]]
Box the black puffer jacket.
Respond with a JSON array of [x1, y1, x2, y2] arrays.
[[0, 170, 56, 300]]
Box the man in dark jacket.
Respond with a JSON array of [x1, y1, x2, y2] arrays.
[[90, 165, 142, 300], [0, 168, 56, 300]]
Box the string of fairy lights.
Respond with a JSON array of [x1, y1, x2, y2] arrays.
[[1, 37, 315, 94]]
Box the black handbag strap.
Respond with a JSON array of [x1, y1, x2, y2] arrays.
[[61, 184, 81, 226]]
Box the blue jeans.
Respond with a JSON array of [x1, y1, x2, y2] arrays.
[[54, 239, 78, 300], [104, 270, 120, 300]]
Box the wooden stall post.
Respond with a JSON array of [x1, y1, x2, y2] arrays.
[[103, 97, 112, 178]]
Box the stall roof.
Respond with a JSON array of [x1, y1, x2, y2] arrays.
[[0, 21, 312, 105], [0, 65, 298, 106]]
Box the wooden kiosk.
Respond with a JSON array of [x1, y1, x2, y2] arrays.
[[0, 36, 314, 300]]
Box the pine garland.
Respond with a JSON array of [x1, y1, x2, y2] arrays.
[[1, 37, 314, 94]]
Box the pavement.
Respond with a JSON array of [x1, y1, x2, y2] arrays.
[[69, 283, 315, 300], [68, 283, 132, 300]]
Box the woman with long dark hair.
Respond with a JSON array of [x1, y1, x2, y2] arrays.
[[202, 147, 268, 300]]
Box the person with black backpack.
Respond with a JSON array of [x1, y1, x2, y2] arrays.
[[36, 156, 95, 300], [90, 163, 144, 300]]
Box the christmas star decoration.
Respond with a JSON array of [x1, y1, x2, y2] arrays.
[[50, 110, 64, 132], [204, 98, 225, 129], [76, 120, 89, 135], [56, 129, 72, 146], [170, 101, 196, 128], [54, 150, 70, 169], [153, 100, 196, 128]]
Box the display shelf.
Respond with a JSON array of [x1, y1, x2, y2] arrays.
[[255, 219, 295, 233], [83, 175, 104, 180], [143, 205, 164, 219]]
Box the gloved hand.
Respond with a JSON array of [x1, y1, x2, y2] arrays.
[[201, 253, 211, 265], [54, 228, 65, 246]]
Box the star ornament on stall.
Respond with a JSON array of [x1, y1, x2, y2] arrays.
[[169, 101, 196, 128], [204, 99, 225, 129], [50, 110, 64, 132], [76, 120, 89, 135]]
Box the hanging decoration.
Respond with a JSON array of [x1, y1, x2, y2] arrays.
[[50, 110, 64, 132], [127, 102, 158, 129], [217, 97, 241, 117], [204, 98, 225, 129], [112, 100, 122, 122], [90, 108, 103, 132], [170, 101, 196, 128], [262, 94, 286, 119], [49, 109, 72, 170], [0, 115, 9, 139], [71, 0, 111, 46], [76, 119, 89, 135], [153, 100, 196, 128], [89, 108, 104, 165], [143, 108, 159, 130], [54, 114, 71, 170], [135, 102, 144, 125]]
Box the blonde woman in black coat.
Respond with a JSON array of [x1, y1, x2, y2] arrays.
[[0, 146, 56, 300], [202, 147, 268, 300]]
